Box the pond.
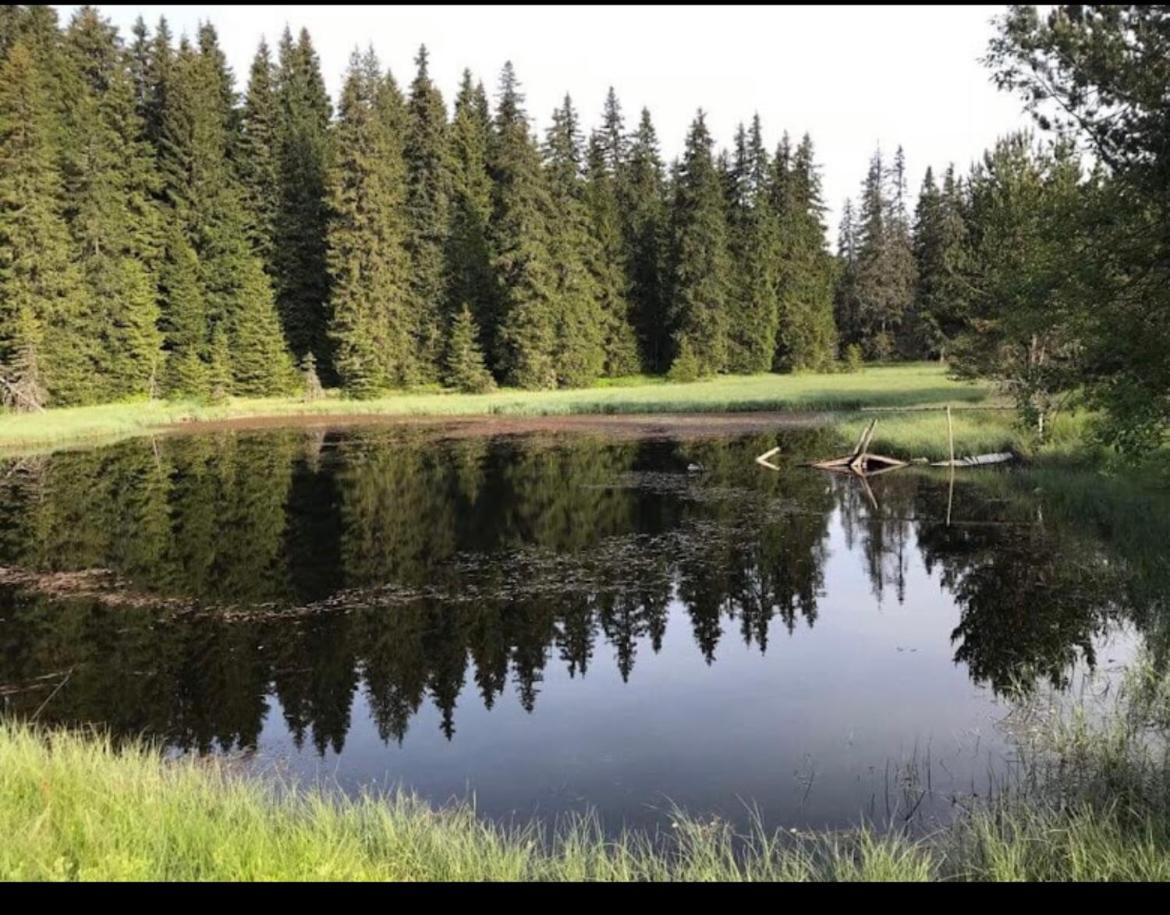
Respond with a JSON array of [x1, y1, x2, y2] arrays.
[[0, 423, 1163, 834]]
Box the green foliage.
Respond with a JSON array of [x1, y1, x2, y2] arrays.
[[666, 337, 702, 383], [844, 343, 864, 374], [0, 41, 89, 406], [667, 111, 731, 375], [620, 108, 669, 373], [951, 133, 1084, 443], [273, 29, 334, 372], [488, 63, 559, 389], [986, 5, 1170, 454], [445, 71, 495, 360], [300, 351, 323, 402], [772, 133, 837, 372], [584, 108, 640, 377], [326, 50, 414, 397], [543, 94, 605, 388], [723, 119, 779, 374], [403, 45, 452, 381], [443, 303, 495, 393]]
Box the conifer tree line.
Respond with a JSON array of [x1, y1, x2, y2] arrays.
[[0, 5, 1104, 413], [0, 6, 853, 406]]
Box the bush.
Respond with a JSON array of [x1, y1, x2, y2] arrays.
[[844, 344, 864, 374]]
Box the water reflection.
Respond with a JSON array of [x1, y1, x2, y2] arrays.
[[0, 427, 1163, 769]]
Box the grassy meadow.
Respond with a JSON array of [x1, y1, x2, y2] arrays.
[[0, 363, 1026, 458], [3, 658, 1168, 881]]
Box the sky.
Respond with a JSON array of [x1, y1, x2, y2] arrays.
[[55, 4, 1032, 237]]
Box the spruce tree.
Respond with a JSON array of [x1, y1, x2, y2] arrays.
[[239, 38, 280, 271], [620, 108, 668, 372], [326, 48, 414, 396], [158, 222, 207, 396], [445, 70, 495, 359], [666, 110, 731, 376], [773, 133, 837, 371], [443, 303, 495, 393], [487, 62, 559, 389], [543, 93, 605, 387], [274, 28, 333, 373], [585, 129, 640, 375], [61, 6, 165, 399], [853, 146, 916, 359], [834, 197, 861, 350], [403, 44, 451, 381], [724, 117, 780, 373], [910, 164, 970, 359], [159, 31, 291, 395], [0, 42, 88, 406]]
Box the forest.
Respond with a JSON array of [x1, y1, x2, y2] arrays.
[[1, 5, 1168, 455]]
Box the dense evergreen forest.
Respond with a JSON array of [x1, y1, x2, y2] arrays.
[[1, 6, 1167, 453]]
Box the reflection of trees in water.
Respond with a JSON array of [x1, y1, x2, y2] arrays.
[[0, 428, 1164, 752]]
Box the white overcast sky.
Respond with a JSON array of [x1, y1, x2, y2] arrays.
[[56, 4, 1031, 237]]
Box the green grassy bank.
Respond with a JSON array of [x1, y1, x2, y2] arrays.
[[0, 363, 1012, 457], [3, 660, 1168, 881]]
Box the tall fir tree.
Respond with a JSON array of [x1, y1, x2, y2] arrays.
[[487, 62, 560, 389], [543, 94, 605, 387], [773, 133, 837, 370], [852, 146, 916, 359], [834, 196, 861, 349], [445, 70, 495, 359], [61, 6, 165, 399], [158, 31, 291, 395], [666, 110, 731, 376], [620, 107, 668, 372], [403, 45, 451, 381], [585, 127, 640, 376], [326, 49, 414, 395], [910, 164, 970, 359], [723, 117, 780, 373], [239, 38, 280, 271], [0, 41, 89, 405], [274, 27, 333, 374]]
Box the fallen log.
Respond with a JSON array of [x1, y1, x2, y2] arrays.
[[930, 452, 1016, 467]]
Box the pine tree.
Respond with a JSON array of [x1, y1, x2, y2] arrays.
[[620, 108, 668, 372], [0, 41, 89, 406], [543, 93, 605, 387], [137, 17, 173, 149], [773, 133, 837, 370], [834, 197, 861, 349], [403, 44, 451, 381], [61, 6, 165, 399], [159, 32, 291, 396], [239, 38, 280, 271], [724, 117, 780, 373], [910, 164, 970, 359], [443, 303, 495, 393], [585, 129, 640, 375], [488, 62, 559, 389], [445, 71, 495, 359], [853, 146, 916, 359], [158, 222, 207, 396], [666, 110, 731, 376], [326, 48, 414, 396], [274, 28, 333, 373]]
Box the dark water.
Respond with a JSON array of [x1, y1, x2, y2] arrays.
[[0, 425, 1165, 833]]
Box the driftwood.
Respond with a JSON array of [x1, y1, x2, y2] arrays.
[[799, 418, 909, 478]]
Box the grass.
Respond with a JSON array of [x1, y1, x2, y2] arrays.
[[3, 659, 1169, 881], [0, 363, 1000, 457]]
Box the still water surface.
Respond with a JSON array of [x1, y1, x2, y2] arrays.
[[0, 425, 1157, 832]]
